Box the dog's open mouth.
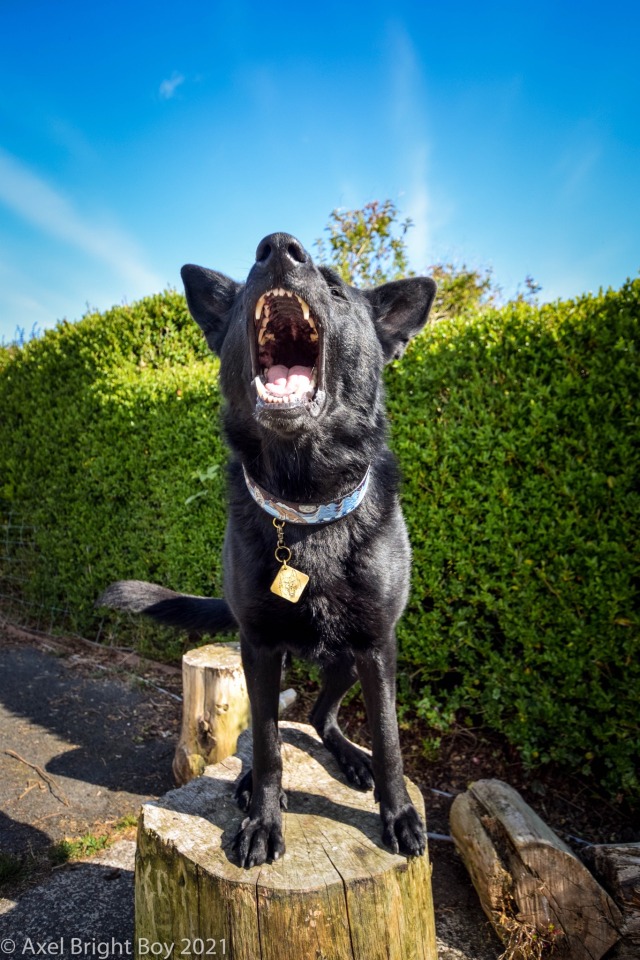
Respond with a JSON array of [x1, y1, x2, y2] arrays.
[[252, 289, 322, 412]]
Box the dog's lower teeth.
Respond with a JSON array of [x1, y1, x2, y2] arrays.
[[254, 375, 315, 408]]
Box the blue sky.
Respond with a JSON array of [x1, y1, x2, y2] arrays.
[[1, 0, 639, 343]]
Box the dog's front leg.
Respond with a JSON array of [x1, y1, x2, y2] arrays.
[[233, 637, 286, 868], [355, 643, 426, 857]]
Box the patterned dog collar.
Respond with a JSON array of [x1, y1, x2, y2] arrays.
[[242, 465, 371, 525]]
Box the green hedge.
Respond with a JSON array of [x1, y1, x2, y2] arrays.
[[1, 282, 638, 799], [0, 292, 227, 649], [389, 282, 639, 798]]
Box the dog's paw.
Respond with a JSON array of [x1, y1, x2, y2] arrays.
[[337, 746, 375, 790], [233, 815, 285, 868], [380, 803, 426, 857], [234, 770, 288, 813], [323, 733, 375, 790]]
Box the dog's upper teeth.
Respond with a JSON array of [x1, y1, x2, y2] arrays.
[[255, 290, 312, 322]]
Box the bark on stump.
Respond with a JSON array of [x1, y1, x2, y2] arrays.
[[172, 644, 250, 786], [137, 722, 437, 960], [450, 778, 622, 959], [582, 843, 640, 960]]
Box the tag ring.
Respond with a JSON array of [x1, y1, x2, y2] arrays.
[[275, 545, 292, 565]]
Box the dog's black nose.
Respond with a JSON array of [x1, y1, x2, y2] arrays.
[[255, 233, 309, 271]]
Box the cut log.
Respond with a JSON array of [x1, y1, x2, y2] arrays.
[[582, 843, 640, 960], [138, 721, 437, 960], [172, 643, 250, 785], [172, 643, 297, 786], [450, 778, 622, 960]]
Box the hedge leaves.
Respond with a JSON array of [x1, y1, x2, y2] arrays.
[[1, 281, 638, 798]]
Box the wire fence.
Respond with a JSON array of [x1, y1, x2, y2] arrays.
[[0, 511, 108, 643]]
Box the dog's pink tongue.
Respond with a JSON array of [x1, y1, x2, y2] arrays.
[[265, 364, 313, 396]]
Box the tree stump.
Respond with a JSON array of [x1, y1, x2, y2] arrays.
[[172, 644, 251, 786], [172, 644, 297, 786], [450, 778, 622, 959], [137, 722, 437, 960]]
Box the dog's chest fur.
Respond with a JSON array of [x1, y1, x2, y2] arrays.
[[222, 459, 411, 662]]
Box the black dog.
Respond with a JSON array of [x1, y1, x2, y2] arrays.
[[100, 233, 436, 868]]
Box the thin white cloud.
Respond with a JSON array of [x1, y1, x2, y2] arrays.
[[388, 24, 422, 127], [556, 143, 602, 201], [387, 24, 434, 269], [0, 148, 162, 292], [402, 146, 432, 270], [159, 72, 185, 100]]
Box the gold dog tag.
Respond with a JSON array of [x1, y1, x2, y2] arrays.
[[270, 563, 309, 603], [270, 517, 309, 602]]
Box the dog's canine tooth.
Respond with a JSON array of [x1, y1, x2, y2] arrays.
[[297, 296, 310, 321], [254, 375, 269, 399], [255, 294, 266, 322]]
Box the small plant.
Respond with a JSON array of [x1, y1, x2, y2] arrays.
[[185, 463, 220, 505], [115, 812, 139, 830], [420, 736, 442, 763], [49, 832, 110, 864], [496, 904, 564, 960]]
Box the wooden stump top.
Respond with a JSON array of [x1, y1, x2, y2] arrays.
[[137, 722, 436, 960], [144, 721, 426, 888], [182, 642, 242, 672]]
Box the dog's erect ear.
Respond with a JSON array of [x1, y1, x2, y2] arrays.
[[365, 277, 437, 362], [181, 264, 241, 355]]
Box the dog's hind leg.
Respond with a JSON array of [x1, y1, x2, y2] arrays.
[[309, 656, 375, 791], [232, 637, 286, 868]]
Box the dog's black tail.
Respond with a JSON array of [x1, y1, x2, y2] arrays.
[[97, 580, 237, 635]]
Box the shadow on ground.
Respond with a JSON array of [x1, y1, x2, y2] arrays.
[[0, 641, 177, 854]]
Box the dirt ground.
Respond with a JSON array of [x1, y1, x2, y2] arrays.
[[1, 621, 637, 958]]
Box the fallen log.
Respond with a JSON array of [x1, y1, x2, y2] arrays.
[[582, 843, 640, 960], [450, 778, 622, 959], [138, 722, 437, 960]]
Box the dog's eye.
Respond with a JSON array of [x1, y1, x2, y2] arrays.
[[330, 286, 348, 301]]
